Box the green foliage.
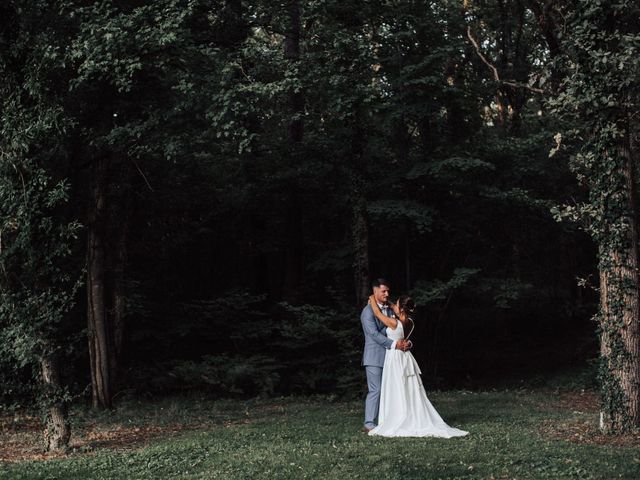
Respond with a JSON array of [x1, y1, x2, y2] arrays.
[[69, 1, 194, 93], [407, 157, 496, 180], [127, 290, 362, 397], [368, 200, 435, 234], [411, 268, 482, 305], [102, 0, 594, 399], [480, 278, 534, 310], [0, 0, 83, 423], [275, 302, 362, 395], [0, 0, 599, 410], [165, 354, 280, 397]]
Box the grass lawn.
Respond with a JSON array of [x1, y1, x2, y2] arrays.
[[1, 389, 639, 479]]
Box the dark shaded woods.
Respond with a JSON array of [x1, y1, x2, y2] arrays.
[[3, 0, 618, 448]]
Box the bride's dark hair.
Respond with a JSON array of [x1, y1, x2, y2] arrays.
[[398, 295, 415, 315]]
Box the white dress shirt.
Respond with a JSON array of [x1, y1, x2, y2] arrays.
[[378, 302, 397, 350]]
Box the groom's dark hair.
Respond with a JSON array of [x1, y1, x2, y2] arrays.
[[372, 277, 390, 288]]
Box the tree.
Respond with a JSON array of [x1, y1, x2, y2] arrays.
[[0, 1, 81, 450], [549, 0, 640, 431]]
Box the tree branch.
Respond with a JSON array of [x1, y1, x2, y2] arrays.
[[466, 26, 500, 81], [466, 26, 545, 94], [130, 158, 154, 192]]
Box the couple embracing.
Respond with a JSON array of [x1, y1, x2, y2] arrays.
[[361, 278, 469, 438]]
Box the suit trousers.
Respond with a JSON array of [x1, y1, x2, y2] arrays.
[[364, 365, 383, 429]]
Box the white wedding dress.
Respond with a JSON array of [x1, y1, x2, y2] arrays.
[[368, 319, 469, 438]]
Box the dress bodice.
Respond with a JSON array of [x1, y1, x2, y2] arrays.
[[386, 319, 405, 341]]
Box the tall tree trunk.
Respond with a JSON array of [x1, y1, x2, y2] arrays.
[[282, 193, 303, 302], [87, 156, 112, 409], [282, 0, 304, 302], [598, 136, 640, 430], [353, 196, 370, 307], [284, 1, 303, 144], [528, 0, 561, 58], [392, 117, 412, 291], [109, 203, 128, 387], [107, 161, 133, 389], [41, 353, 70, 451], [404, 223, 411, 291], [350, 103, 370, 307]]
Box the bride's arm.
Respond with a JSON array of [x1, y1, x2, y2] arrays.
[[369, 295, 398, 329], [390, 302, 408, 321]]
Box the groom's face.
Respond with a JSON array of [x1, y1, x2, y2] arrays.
[[373, 284, 390, 305]]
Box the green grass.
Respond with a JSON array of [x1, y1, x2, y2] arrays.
[[1, 391, 638, 479]]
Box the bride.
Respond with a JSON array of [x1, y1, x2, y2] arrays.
[[367, 295, 469, 438]]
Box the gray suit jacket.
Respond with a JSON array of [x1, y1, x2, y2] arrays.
[[361, 304, 394, 367]]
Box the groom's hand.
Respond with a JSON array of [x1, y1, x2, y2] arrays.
[[395, 340, 410, 351]]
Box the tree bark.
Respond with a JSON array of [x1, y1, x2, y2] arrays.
[[282, 192, 304, 302], [109, 204, 128, 386], [282, 0, 304, 302], [41, 354, 70, 451], [527, 0, 561, 58], [404, 224, 411, 292], [107, 161, 133, 389], [87, 156, 112, 409], [112, 260, 125, 363], [598, 136, 640, 430], [284, 0, 303, 143], [616, 142, 640, 426], [353, 197, 370, 307]]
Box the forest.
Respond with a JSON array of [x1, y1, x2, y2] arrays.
[[0, 0, 639, 473]]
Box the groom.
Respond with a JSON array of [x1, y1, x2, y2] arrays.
[[361, 278, 410, 432]]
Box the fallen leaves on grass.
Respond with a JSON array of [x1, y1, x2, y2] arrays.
[[540, 418, 640, 447], [540, 390, 640, 447], [554, 390, 600, 414], [0, 413, 251, 463]]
